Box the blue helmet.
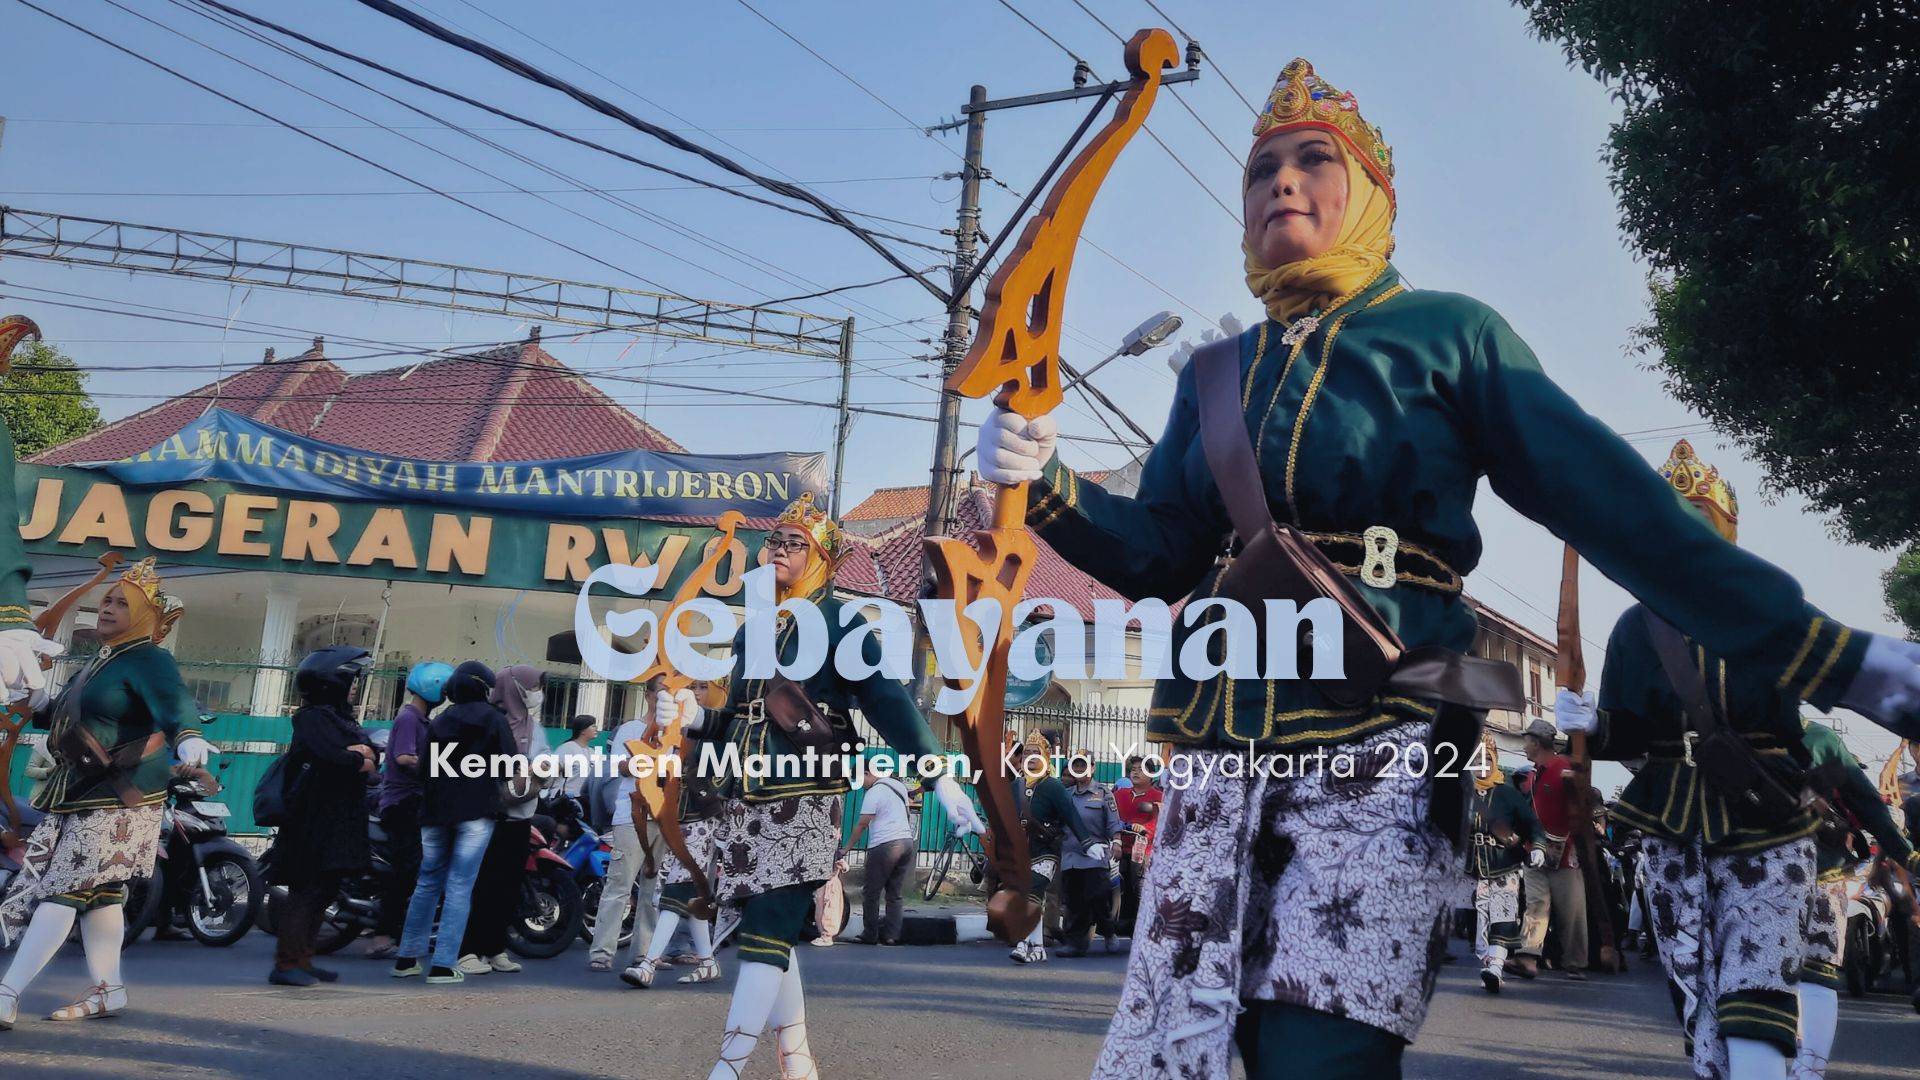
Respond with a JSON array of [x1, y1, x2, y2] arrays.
[[406, 662, 455, 705]]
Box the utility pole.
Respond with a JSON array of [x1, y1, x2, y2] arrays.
[[830, 315, 856, 516], [920, 85, 988, 549], [907, 60, 1202, 708]]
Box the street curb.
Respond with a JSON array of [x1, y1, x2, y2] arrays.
[[835, 909, 994, 946]]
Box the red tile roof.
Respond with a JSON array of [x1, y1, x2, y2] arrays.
[[834, 486, 1124, 620], [35, 341, 344, 466], [35, 334, 683, 466]]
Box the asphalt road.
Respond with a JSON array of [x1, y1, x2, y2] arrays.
[[2, 932, 1918, 1079]]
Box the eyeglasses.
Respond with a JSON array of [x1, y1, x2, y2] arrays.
[[763, 534, 811, 555]]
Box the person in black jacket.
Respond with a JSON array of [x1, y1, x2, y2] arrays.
[[269, 647, 375, 987], [391, 661, 512, 984]]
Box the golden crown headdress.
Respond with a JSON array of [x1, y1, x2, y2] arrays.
[[773, 492, 845, 565], [1251, 58, 1395, 207], [118, 556, 164, 607], [1660, 439, 1738, 541]]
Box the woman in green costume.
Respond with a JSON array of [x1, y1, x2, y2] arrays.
[[0, 558, 211, 1028], [977, 58, 1920, 1080]]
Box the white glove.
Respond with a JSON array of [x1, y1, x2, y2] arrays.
[[0, 628, 59, 695], [175, 735, 215, 768], [975, 407, 1058, 485], [1838, 634, 1920, 737], [1527, 847, 1547, 869], [1554, 689, 1597, 735], [1085, 842, 1110, 865], [931, 775, 985, 837], [654, 687, 704, 735]]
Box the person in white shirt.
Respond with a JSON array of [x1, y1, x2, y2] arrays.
[[840, 771, 916, 946], [548, 715, 598, 801], [587, 710, 664, 973]]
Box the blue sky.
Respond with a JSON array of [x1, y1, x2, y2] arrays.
[[1, 0, 1907, 767]]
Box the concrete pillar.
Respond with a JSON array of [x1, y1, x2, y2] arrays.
[[574, 678, 609, 722], [250, 583, 301, 716]]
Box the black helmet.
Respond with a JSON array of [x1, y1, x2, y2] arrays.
[[295, 646, 373, 703]]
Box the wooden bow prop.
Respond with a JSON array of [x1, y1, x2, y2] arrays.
[[1, 551, 123, 847], [1554, 544, 1620, 971], [926, 28, 1180, 944], [623, 510, 745, 920]]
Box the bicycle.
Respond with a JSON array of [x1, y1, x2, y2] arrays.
[[922, 829, 988, 901]]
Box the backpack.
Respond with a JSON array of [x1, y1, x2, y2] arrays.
[[252, 753, 310, 828]]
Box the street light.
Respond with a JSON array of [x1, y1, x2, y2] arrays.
[[1061, 310, 1182, 390]]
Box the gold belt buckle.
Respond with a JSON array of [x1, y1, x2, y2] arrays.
[[1681, 731, 1699, 767], [740, 698, 766, 724], [1360, 525, 1398, 589]]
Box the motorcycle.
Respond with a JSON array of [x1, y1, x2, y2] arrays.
[[505, 819, 585, 959], [139, 763, 262, 947], [561, 822, 638, 950], [256, 810, 395, 956], [1843, 856, 1915, 997]]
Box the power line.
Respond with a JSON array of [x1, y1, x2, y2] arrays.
[[0, 176, 942, 199], [181, 0, 949, 255], [1133, 0, 1260, 114], [350, 0, 947, 300], [13, 0, 702, 300], [142, 0, 782, 301], [729, 0, 963, 165], [439, 0, 814, 187], [1064, 0, 1241, 167]]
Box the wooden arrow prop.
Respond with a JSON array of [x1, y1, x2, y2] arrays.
[[1554, 544, 1620, 972], [623, 509, 745, 921], [925, 28, 1180, 944]]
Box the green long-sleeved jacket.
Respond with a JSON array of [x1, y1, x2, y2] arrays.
[[32, 638, 201, 813], [1592, 604, 1818, 853], [0, 422, 35, 631], [1467, 780, 1544, 878], [1027, 267, 1868, 751], [691, 590, 944, 807], [1802, 720, 1917, 879]]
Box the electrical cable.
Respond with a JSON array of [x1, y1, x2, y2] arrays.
[[182, 0, 949, 255], [11, 0, 713, 302], [350, 0, 948, 300], [1134, 0, 1260, 114]]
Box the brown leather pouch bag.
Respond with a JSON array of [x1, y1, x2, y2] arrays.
[[764, 675, 852, 759], [1193, 340, 1402, 708]]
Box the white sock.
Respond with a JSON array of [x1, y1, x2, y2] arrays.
[[706, 960, 784, 1080], [1024, 924, 1043, 948], [769, 955, 817, 1080], [644, 911, 682, 964], [0, 903, 77, 999], [1793, 984, 1838, 1080], [79, 906, 126, 990], [690, 917, 713, 959], [1727, 1036, 1789, 1080]]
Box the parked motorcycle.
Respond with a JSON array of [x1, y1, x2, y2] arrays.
[[506, 819, 585, 959], [1843, 856, 1915, 997], [256, 810, 394, 956], [138, 763, 261, 947], [561, 822, 636, 950]]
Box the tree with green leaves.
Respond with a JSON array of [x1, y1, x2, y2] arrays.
[[1516, 1, 1919, 549], [1887, 547, 1920, 641], [1, 340, 103, 456]]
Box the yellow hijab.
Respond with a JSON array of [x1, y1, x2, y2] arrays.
[[1242, 145, 1395, 324]]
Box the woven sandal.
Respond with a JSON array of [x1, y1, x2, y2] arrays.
[[47, 983, 125, 1022]]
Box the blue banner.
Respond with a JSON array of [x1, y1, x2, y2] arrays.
[[84, 409, 826, 520]]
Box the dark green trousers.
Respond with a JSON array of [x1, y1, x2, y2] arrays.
[[1235, 1000, 1406, 1079]]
